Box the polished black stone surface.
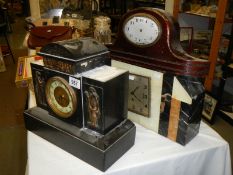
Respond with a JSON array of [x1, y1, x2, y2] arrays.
[[159, 74, 205, 145], [38, 37, 109, 60], [24, 107, 136, 171], [38, 38, 111, 74]]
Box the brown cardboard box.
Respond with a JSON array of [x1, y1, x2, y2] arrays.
[[15, 56, 43, 88]]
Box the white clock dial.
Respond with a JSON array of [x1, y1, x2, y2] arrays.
[[45, 76, 77, 118], [123, 15, 161, 46]]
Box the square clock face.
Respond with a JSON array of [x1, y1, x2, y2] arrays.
[[128, 73, 151, 117]]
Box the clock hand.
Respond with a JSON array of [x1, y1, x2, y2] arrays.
[[130, 86, 144, 104], [130, 86, 139, 95], [132, 93, 144, 104]]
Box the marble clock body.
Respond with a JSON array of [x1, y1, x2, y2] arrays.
[[110, 8, 210, 145], [112, 60, 163, 132]]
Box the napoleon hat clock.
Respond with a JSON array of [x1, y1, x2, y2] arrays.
[[110, 7, 209, 145]]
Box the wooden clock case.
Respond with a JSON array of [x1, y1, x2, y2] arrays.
[[110, 8, 210, 145], [110, 7, 209, 77]]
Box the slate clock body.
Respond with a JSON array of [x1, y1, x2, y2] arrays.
[[26, 38, 136, 171], [31, 38, 110, 127]]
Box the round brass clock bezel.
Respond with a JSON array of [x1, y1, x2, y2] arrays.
[[45, 76, 77, 118], [123, 13, 162, 47]]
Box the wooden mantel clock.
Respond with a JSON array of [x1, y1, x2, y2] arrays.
[[110, 7, 210, 145]]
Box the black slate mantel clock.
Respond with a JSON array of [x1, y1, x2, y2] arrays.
[[24, 38, 136, 171]]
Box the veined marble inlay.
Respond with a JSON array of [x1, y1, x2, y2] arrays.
[[112, 60, 163, 132]]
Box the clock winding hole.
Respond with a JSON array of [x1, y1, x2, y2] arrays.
[[54, 87, 70, 107]]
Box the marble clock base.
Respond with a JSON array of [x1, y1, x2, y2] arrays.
[[112, 60, 204, 145], [112, 60, 163, 133], [24, 107, 136, 171], [159, 73, 204, 145]]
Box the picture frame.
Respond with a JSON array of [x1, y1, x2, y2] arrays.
[[202, 92, 218, 124], [180, 26, 193, 54]]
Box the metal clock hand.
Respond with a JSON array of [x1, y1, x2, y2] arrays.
[[130, 86, 139, 95], [131, 87, 144, 104], [133, 93, 144, 104]]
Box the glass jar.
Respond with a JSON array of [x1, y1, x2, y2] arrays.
[[94, 16, 111, 44]]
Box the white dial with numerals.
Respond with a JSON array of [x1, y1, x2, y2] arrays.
[[45, 76, 77, 118], [123, 14, 161, 46]]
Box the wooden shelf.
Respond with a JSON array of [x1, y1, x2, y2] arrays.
[[173, 0, 229, 91], [222, 33, 233, 39], [182, 11, 216, 18], [134, 1, 165, 8], [180, 11, 232, 23]]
